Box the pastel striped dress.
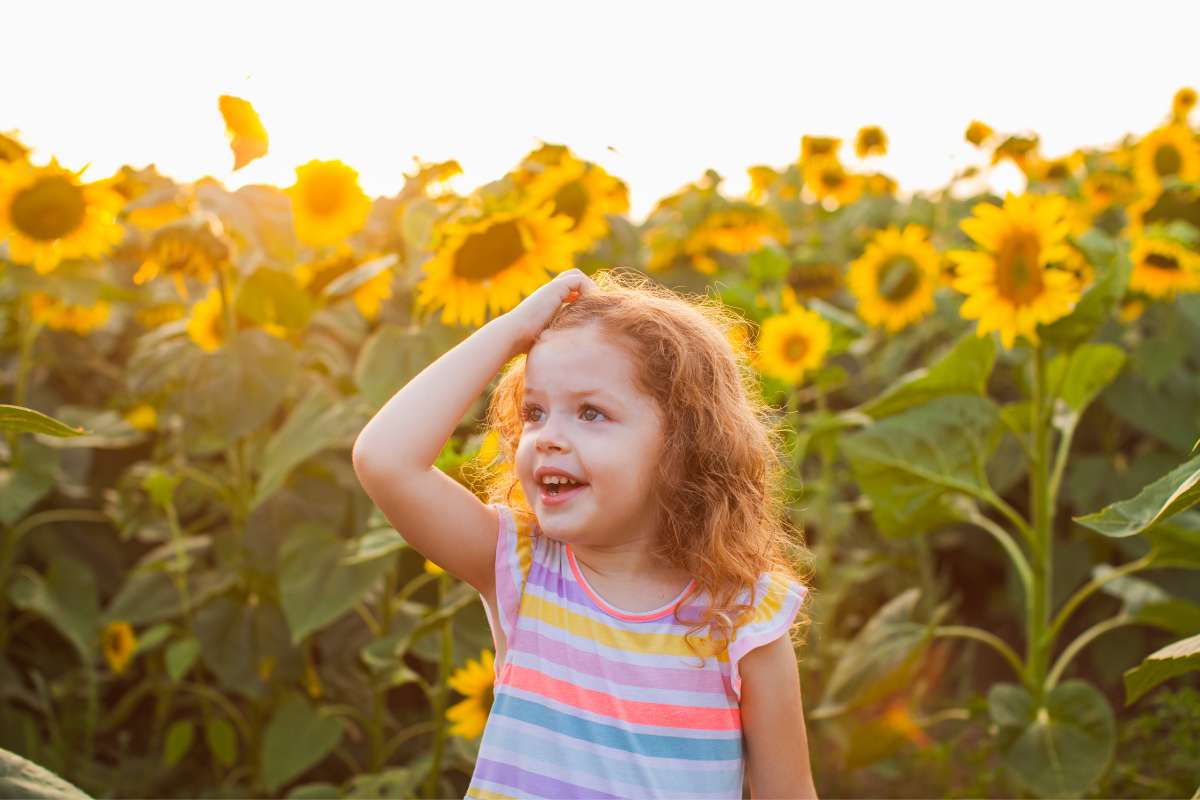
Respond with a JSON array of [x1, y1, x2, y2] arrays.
[[466, 503, 808, 800]]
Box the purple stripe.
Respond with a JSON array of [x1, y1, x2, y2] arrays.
[[473, 757, 623, 799], [511, 629, 729, 695]]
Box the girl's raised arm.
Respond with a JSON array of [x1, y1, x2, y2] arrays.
[[351, 269, 594, 596]]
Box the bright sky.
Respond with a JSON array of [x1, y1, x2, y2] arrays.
[[3, 1, 1198, 222]]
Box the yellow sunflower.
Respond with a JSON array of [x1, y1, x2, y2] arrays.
[[294, 248, 395, 322], [123, 403, 158, 432], [691, 206, 787, 257], [991, 135, 1040, 171], [416, 200, 577, 327], [134, 217, 230, 301], [855, 126, 888, 159], [0, 131, 30, 164], [747, 165, 781, 203], [864, 173, 897, 196], [1173, 87, 1197, 121], [787, 264, 844, 301], [1129, 236, 1200, 299], [446, 649, 495, 739], [519, 152, 629, 252], [186, 287, 227, 352], [1133, 124, 1200, 196], [0, 159, 125, 273], [28, 291, 111, 335], [804, 156, 862, 207], [1081, 170, 1136, 213], [286, 159, 372, 247], [102, 621, 137, 675], [1127, 184, 1200, 241], [948, 193, 1081, 350], [754, 306, 832, 384], [965, 120, 994, 147], [801, 135, 841, 162], [1026, 151, 1084, 184], [848, 225, 941, 333]]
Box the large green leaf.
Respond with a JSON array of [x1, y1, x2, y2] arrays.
[[0, 747, 90, 799], [0, 440, 57, 526], [814, 588, 946, 717], [1074, 452, 1200, 538], [988, 679, 1115, 798], [0, 404, 85, 437], [842, 394, 1002, 537], [176, 328, 298, 446], [1046, 343, 1126, 431], [859, 331, 997, 419], [193, 595, 301, 699], [236, 266, 316, 332], [1123, 632, 1200, 705], [354, 323, 456, 408], [1144, 512, 1200, 568], [253, 384, 371, 509], [261, 695, 344, 793], [1103, 369, 1200, 453], [279, 522, 400, 643], [321, 253, 399, 299], [7, 558, 99, 661], [104, 569, 235, 626]]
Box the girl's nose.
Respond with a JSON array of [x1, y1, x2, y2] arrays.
[[535, 419, 571, 453]]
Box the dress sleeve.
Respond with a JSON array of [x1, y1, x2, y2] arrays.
[[489, 503, 535, 648], [728, 571, 808, 702]]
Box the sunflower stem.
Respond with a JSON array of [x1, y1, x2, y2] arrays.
[[1027, 345, 1052, 699]]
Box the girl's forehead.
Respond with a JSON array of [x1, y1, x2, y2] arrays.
[[526, 327, 640, 387]]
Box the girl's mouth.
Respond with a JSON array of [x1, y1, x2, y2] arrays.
[[539, 482, 588, 507]]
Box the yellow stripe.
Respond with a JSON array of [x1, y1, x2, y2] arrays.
[[514, 518, 533, 585], [522, 587, 728, 660], [466, 788, 521, 800]]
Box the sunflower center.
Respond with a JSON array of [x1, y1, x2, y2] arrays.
[[1154, 144, 1183, 177], [452, 220, 526, 281], [552, 180, 588, 230], [303, 169, 349, 217], [995, 229, 1045, 305], [877, 257, 921, 301], [1145, 252, 1180, 272], [862, 130, 883, 148], [821, 169, 844, 189], [1143, 188, 1200, 230], [783, 334, 809, 362], [11, 175, 87, 241], [789, 265, 841, 299]]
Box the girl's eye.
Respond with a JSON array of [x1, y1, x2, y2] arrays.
[[522, 405, 543, 423], [520, 405, 606, 423], [581, 406, 605, 422]]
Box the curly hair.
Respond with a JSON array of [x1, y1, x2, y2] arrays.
[[479, 268, 813, 662]]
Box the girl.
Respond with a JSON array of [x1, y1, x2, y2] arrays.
[[353, 268, 817, 799]]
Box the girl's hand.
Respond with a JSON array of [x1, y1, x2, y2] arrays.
[[502, 268, 597, 354]]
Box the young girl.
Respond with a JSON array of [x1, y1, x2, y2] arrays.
[[353, 268, 817, 799]]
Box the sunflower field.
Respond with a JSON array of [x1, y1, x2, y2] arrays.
[[2, 87, 1200, 799]]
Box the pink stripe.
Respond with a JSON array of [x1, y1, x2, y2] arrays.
[[492, 505, 523, 646], [515, 629, 730, 695], [506, 664, 741, 730]]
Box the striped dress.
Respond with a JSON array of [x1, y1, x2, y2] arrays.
[[466, 503, 808, 800]]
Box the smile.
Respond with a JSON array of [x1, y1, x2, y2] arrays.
[[539, 482, 588, 507]]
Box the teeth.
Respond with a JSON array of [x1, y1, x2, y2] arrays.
[[541, 475, 578, 485]]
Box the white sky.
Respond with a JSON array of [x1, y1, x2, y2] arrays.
[[3, 0, 1198, 222]]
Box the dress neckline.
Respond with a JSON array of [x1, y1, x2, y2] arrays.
[[565, 543, 696, 622]]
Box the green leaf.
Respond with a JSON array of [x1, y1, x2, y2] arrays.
[[842, 395, 1002, 537], [166, 637, 200, 682], [205, 717, 238, 767], [194, 595, 299, 699], [7, 558, 99, 661], [287, 783, 343, 799], [0, 404, 87, 436], [322, 253, 400, 299], [236, 267, 316, 332], [261, 695, 344, 793], [0, 440, 57, 526], [0, 745, 90, 798], [859, 331, 997, 419], [1046, 343, 1126, 424], [1074, 452, 1200, 538], [279, 522, 399, 643], [988, 679, 1115, 798], [355, 323, 455, 408], [1130, 600, 1200, 637], [1123, 632, 1200, 705], [163, 719, 195, 768], [814, 588, 947, 716], [253, 384, 370, 508], [747, 246, 790, 282], [1145, 512, 1200, 568], [1041, 229, 1131, 348]]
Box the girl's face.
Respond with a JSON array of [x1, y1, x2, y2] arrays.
[[515, 323, 666, 546]]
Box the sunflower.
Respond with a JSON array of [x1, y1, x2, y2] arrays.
[[855, 126, 888, 159], [123, 403, 158, 432], [991, 135, 1040, 171], [446, 649, 495, 739], [518, 151, 629, 251], [848, 225, 941, 332], [754, 306, 832, 384], [186, 287, 226, 352], [1026, 151, 1084, 184], [134, 217, 230, 300], [965, 120, 994, 147], [804, 156, 862, 207], [423, 559, 445, 576], [416, 200, 577, 327], [1173, 87, 1197, 121], [864, 173, 897, 196], [1127, 185, 1200, 241], [1081, 170, 1136, 213], [747, 165, 780, 203], [28, 291, 112, 335], [1133, 124, 1200, 196], [294, 248, 395, 322], [102, 621, 137, 675], [134, 303, 186, 329], [286, 159, 372, 247], [801, 135, 841, 162], [0, 159, 125, 273], [948, 194, 1081, 350], [0, 131, 30, 164], [690, 206, 787, 258], [787, 263, 844, 301], [1128, 237, 1200, 298]]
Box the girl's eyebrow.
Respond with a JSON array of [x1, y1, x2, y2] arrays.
[[523, 386, 619, 405]]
